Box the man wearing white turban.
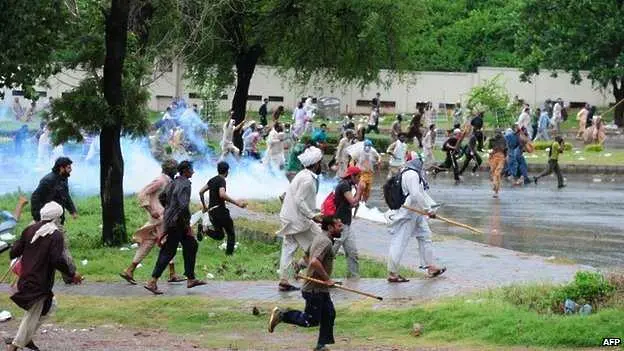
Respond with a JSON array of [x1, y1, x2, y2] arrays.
[[7, 202, 82, 351], [276, 146, 324, 291]]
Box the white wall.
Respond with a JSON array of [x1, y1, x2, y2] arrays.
[[8, 64, 612, 115]]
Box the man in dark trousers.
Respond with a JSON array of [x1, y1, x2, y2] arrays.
[[145, 161, 206, 294], [259, 98, 269, 127], [269, 216, 343, 351], [6, 202, 82, 351], [458, 132, 482, 176], [534, 136, 566, 189], [30, 157, 77, 223], [198, 161, 247, 255], [470, 112, 485, 151], [30, 157, 77, 284], [433, 129, 462, 184]]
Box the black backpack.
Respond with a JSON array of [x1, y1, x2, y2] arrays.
[[383, 169, 413, 210]]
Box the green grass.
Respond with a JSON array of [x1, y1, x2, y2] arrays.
[[0, 194, 415, 282], [1, 280, 622, 349]]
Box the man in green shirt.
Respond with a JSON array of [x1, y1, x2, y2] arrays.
[[268, 216, 343, 351], [285, 135, 312, 181], [534, 136, 565, 188]]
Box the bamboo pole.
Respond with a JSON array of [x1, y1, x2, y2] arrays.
[[402, 205, 484, 234], [296, 274, 383, 301]]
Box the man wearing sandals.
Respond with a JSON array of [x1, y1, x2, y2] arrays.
[[387, 158, 446, 283], [145, 161, 206, 294], [119, 160, 184, 285], [276, 146, 324, 292]]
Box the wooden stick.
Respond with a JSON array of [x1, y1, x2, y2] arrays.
[[296, 274, 383, 301], [402, 205, 484, 235], [599, 98, 624, 117]]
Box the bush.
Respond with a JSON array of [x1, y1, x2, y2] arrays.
[[584, 144, 603, 152], [533, 140, 573, 151], [501, 271, 616, 314]]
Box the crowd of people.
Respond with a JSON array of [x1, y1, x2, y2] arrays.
[[1, 93, 617, 351]]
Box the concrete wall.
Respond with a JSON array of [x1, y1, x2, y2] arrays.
[[6, 64, 613, 115]]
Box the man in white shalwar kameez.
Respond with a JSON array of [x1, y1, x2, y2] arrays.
[[387, 158, 446, 283], [264, 123, 286, 170], [276, 146, 324, 291]]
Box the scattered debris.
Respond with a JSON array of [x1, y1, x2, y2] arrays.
[[130, 243, 139, 249], [0, 233, 15, 241], [0, 311, 12, 322], [81, 259, 88, 266], [593, 178, 602, 183], [411, 322, 423, 337], [206, 273, 215, 279], [119, 247, 129, 251]]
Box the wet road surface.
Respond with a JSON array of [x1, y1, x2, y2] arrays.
[[366, 174, 624, 268]]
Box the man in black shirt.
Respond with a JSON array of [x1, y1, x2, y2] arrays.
[[470, 112, 485, 151], [145, 161, 205, 294], [259, 98, 269, 127], [30, 157, 77, 224], [198, 161, 247, 255], [434, 129, 462, 184], [332, 166, 363, 278], [458, 133, 482, 175]]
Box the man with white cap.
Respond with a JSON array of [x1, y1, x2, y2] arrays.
[[387, 158, 446, 283], [6, 202, 82, 351], [276, 146, 324, 291]]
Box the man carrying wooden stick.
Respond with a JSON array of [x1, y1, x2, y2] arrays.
[[269, 216, 343, 351], [387, 158, 446, 282]]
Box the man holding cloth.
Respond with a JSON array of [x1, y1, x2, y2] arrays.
[[387, 158, 446, 282], [332, 166, 363, 278], [276, 146, 324, 292], [6, 202, 82, 351]]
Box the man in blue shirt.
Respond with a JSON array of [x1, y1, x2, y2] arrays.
[[535, 110, 551, 141], [312, 123, 328, 150]]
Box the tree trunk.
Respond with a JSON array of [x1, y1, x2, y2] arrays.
[[101, 0, 129, 246], [231, 46, 262, 152], [613, 87, 624, 128]]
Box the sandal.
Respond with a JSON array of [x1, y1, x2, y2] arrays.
[[428, 267, 447, 278], [119, 272, 137, 285], [278, 283, 300, 292], [187, 279, 207, 289], [168, 275, 186, 283], [387, 275, 410, 283], [144, 284, 163, 295]]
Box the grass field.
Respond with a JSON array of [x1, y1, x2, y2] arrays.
[[1, 273, 622, 349], [0, 194, 415, 282]]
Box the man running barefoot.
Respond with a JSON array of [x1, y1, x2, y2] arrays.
[[269, 216, 343, 351], [198, 161, 247, 255]]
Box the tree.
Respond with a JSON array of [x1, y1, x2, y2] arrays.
[[0, 0, 69, 98], [180, 0, 421, 151], [48, 0, 175, 245], [467, 75, 514, 128], [405, 0, 520, 72], [516, 0, 624, 127]]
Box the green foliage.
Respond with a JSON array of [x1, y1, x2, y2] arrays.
[[584, 144, 604, 153], [408, 0, 520, 72], [532, 140, 573, 151], [0, 0, 69, 94], [501, 271, 616, 314], [181, 0, 421, 91], [467, 75, 514, 127]]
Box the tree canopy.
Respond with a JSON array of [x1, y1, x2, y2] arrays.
[[0, 0, 70, 98], [516, 0, 624, 126]]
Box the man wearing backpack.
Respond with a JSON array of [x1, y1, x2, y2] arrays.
[[331, 166, 364, 278], [387, 158, 446, 283]]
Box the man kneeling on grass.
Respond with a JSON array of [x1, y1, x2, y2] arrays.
[[269, 216, 343, 351]]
